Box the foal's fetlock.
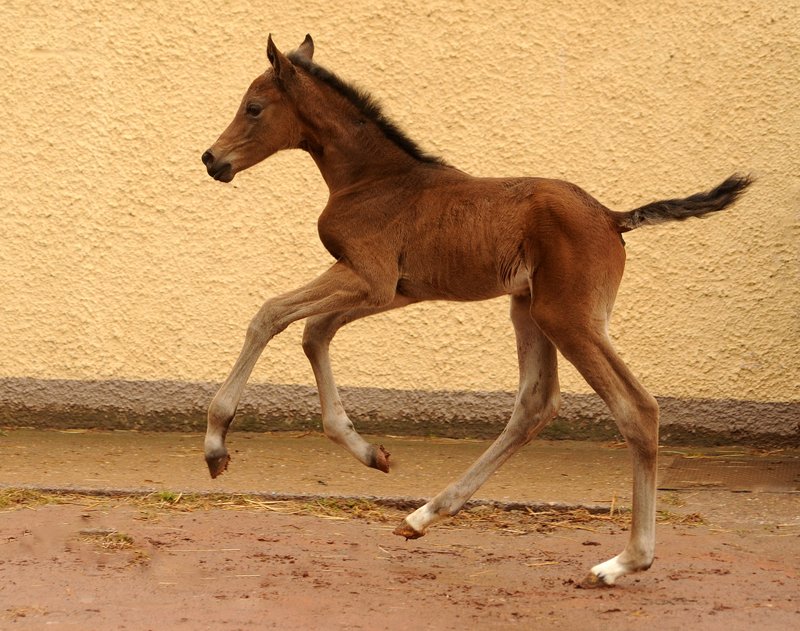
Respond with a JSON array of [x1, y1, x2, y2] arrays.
[[204, 430, 232, 479], [369, 444, 391, 473], [206, 400, 236, 478]]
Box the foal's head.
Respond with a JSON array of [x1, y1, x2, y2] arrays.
[[201, 35, 314, 183]]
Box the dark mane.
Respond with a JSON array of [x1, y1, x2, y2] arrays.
[[286, 51, 446, 166]]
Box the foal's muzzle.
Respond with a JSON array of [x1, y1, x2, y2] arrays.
[[201, 149, 235, 183]]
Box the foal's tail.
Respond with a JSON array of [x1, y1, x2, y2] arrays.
[[610, 173, 754, 233]]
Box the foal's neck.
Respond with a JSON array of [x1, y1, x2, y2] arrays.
[[306, 138, 422, 194], [294, 85, 432, 194]]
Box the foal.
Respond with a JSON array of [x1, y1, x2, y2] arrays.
[[201, 35, 751, 587]]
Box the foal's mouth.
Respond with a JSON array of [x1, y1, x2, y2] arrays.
[[208, 163, 235, 183]]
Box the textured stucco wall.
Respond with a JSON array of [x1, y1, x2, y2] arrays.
[[1, 2, 798, 414]]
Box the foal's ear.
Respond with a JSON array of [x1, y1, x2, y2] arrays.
[[266, 34, 295, 81], [296, 34, 314, 61]]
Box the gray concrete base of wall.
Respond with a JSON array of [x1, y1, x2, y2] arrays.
[[1, 378, 798, 447]]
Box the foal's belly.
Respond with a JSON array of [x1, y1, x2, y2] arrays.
[[396, 257, 529, 303]]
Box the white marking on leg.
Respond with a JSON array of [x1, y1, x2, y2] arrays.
[[589, 555, 626, 586], [405, 503, 442, 534]]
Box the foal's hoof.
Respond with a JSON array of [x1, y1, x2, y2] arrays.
[[371, 444, 391, 474], [393, 519, 424, 541], [206, 452, 231, 479], [580, 571, 614, 589]]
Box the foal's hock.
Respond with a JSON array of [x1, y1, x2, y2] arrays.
[[201, 34, 752, 587]]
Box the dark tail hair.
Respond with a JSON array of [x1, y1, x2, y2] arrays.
[[611, 173, 754, 232]]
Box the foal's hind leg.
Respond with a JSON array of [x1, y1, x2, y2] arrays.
[[393, 293, 561, 538], [533, 298, 659, 587], [302, 296, 412, 472]]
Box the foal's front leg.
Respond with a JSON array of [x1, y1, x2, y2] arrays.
[[205, 262, 393, 478], [302, 297, 412, 472]]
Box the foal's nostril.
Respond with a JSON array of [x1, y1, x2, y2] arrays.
[[201, 150, 214, 167]]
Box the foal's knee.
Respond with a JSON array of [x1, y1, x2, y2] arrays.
[[246, 313, 276, 345], [248, 301, 296, 344]]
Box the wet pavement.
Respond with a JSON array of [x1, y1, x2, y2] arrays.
[[1, 428, 799, 530]]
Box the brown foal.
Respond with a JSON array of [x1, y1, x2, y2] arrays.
[[201, 35, 752, 587]]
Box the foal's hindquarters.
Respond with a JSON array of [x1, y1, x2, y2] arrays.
[[395, 194, 659, 587]]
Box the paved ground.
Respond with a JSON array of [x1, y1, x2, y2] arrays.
[[1, 428, 798, 630], [1, 428, 639, 506]]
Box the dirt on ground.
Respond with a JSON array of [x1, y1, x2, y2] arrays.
[[0, 491, 797, 630]]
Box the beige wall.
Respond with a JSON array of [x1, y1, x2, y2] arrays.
[[1, 0, 798, 404]]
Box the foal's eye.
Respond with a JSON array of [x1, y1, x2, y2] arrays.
[[246, 104, 263, 117]]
